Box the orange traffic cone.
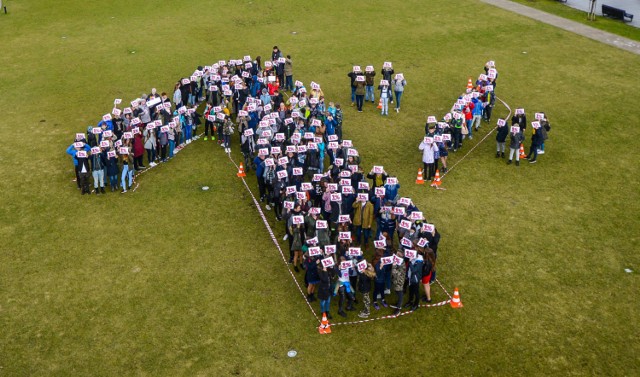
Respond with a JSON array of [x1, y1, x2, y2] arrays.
[[415, 168, 425, 184], [318, 312, 331, 334], [450, 287, 463, 308], [377, 98, 383, 109], [467, 77, 473, 91], [236, 163, 246, 178], [519, 144, 526, 159], [430, 169, 441, 187]]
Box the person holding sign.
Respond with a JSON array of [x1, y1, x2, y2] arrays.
[[405, 250, 424, 311], [378, 80, 391, 116], [507, 125, 524, 166], [304, 254, 320, 302], [66, 141, 91, 190], [527, 122, 544, 164], [364, 67, 376, 103], [119, 150, 134, 193], [317, 261, 333, 319], [347, 67, 362, 107], [538, 113, 550, 155], [392, 74, 406, 112], [284, 55, 294, 92], [352, 196, 375, 249], [391, 250, 407, 316], [419, 137, 438, 181], [90, 147, 107, 194], [357, 263, 376, 318], [496, 118, 509, 158], [106, 148, 120, 192], [372, 251, 389, 310], [421, 248, 436, 303], [354, 76, 366, 112]]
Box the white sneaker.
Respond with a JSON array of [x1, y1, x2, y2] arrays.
[[265, 204, 271, 210], [149, 162, 156, 167], [283, 234, 288, 241], [384, 289, 391, 295], [537, 150, 545, 154]]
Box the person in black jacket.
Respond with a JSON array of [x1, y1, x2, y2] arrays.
[[358, 263, 376, 318], [495, 119, 509, 158], [527, 125, 544, 164], [317, 263, 333, 319]]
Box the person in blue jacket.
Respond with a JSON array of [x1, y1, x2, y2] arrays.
[[254, 154, 266, 201], [66, 141, 91, 190]]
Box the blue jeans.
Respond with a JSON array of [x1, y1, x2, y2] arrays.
[[355, 226, 371, 246], [365, 85, 374, 102], [109, 175, 118, 188], [285, 75, 294, 92], [185, 124, 192, 141], [169, 140, 175, 157], [320, 298, 331, 314], [223, 134, 230, 148], [351, 86, 356, 103], [394, 91, 403, 109], [121, 165, 132, 189], [466, 119, 473, 138], [381, 97, 389, 114]]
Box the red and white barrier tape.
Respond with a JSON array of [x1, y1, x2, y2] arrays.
[[330, 297, 451, 326], [441, 96, 512, 179]]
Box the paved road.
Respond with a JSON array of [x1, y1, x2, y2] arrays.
[[564, 0, 638, 28], [480, 0, 640, 55]]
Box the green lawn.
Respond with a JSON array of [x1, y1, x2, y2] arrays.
[[1, 0, 639, 376]]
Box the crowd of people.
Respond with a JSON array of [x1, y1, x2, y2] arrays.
[[347, 63, 406, 114]]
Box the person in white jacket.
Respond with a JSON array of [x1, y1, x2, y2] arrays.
[[419, 138, 438, 181]]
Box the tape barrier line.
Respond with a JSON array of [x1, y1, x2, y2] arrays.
[[226, 153, 322, 322], [331, 298, 451, 327], [441, 96, 512, 179]]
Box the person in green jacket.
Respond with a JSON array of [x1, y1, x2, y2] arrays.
[[352, 196, 375, 249]]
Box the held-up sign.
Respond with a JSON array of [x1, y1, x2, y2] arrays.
[[75, 133, 85, 141], [102, 114, 112, 122], [373, 165, 384, 174], [123, 132, 133, 139], [405, 249, 417, 260], [340, 170, 352, 177], [160, 126, 169, 133], [293, 167, 303, 176], [100, 140, 109, 148], [410, 211, 424, 221], [338, 215, 351, 223], [91, 147, 100, 154], [399, 220, 412, 230], [357, 193, 368, 202], [353, 65, 361, 72], [338, 232, 351, 240], [112, 108, 121, 116], [531, 121, 541, 129], [339, 178, 351, 186], [118, 147, 129, 155], [297, 145, 308, 153], [392, 206, 406, 216], [325, 245, 337, 255], [308, 207, 321, 215], [511, 126, 520, 134], [374, 239, 386, 249], [296, 192, 306, 201], [292, 215, 304, 225], [114, 140, 122, 147], [306, 236, 319, 245], [365, 65, 374, 72], [424, 136, 434, 144], [422, 223, 435, 233], [243, 128, 254, 137], [284, 201, 294, 209], [427, 116, 437, 123], [92, 127, 102, 134], [341, 186, 354, 195], [334, 158, 344, 167], [393, 255, 404, 266], [443, 133, 452, 141], [348, 247, 362, 257], [330, 193, 342, 202], [398, 197, 411, 206], [358, 181, 370, 190], [340, 260, 353, 270], [327, 183, 338, 192], [356, 75, 365, 82], [417, 238, 428, 248], [107, 151, 116, 158], [316, 220, 328, 229], [322, 257, 335, 268], [264, 158, 275, 167], [374, 187, 385, 197], [497, 119, 506, 127], [312, 173, 323, 182], [515, 108, 524, 115], [277, 170, 288, 179], [535, 112, 544, 120], [381, 256, 394, 266], [114, 98, 122, 105], [485, 85, 494, 92], [400, 237, 413, 248], [308, 247, 321, 256], [395, 73, 404, 80], [76, 151, 87, 158], [434, 135, 443, 143], [300, 182, 313, 191], [286, 186, 297, 195], [356, 260, 368, 273]]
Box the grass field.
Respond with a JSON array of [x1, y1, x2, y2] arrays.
[[1, 0, 639, 375]]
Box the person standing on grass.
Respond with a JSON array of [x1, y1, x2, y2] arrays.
[[437, 138, 449, 173], [143, 127, 157, 167], [335, 104, 344, 141], [392, 74, 406, 113], [378, 80, 391, 116], [354, 76, 366, 113], [538, 113, 551, 155], [483, 87, 495, 123], [471, 97, 484, 131], [391, 250, 407, 316], [381, 63, 395, 105], [358, 263, 376, 318], [317, 261, 333, 319], [463, 100, 474, 140], [365, 66, 376, 104], [452, 114, 463, 152], [119, 150, 133, 193], [106, 147, 119, 192], [284, 55, 294, 92], [352, 196, 375, 250], [222, 117, 234, 154], [91, 148, 107, 194], [347, 67, 362, 107], [304, 254, 320, 302], [419, 138, 438, 181], [527, 123, 543, 164], [507, 125, 524, 166], [372, 250, 388, 310], [66, 140, 90, 189], [421, 248, 436, 303], [254, 154, 266, 201], [496, 118, 508, 158], [405, 249, 423, 311]]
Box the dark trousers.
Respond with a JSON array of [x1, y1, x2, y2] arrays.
[[408, 283, 420, 306], [160, 144, 167, 160], [356, 95, 364, 111], [453, 128, 462, 150], [528, 143, 539, 161], [257, 176, 266, 200], [205, 121, 214, 137], [424, 162, 435, 181], [79, 172, 91, 194]]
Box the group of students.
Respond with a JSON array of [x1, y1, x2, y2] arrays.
[[347, 63, 407, 115], [229, 56, 442, 319], [497, 110, 551, 165]]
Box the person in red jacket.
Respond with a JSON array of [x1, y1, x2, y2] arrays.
[[464, 101, 474, 140], [132, 132, 145, 170]]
